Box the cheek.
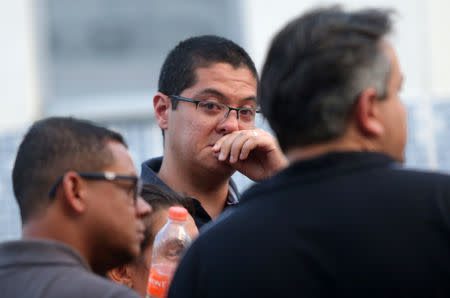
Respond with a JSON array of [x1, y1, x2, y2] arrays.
[[175, 118, 216, 148], [113, 207, 138, 236], [238, 118, 256, 130], [396, 101, 408, 133], [90, 189, 133, 225], [172, 115, 199, 140]]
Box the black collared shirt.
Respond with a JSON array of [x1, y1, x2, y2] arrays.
[[168, 152, 450, 298], [140, 156, 240, 229]]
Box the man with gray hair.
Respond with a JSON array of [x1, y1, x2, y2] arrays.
[[168, 6, 450, 297]]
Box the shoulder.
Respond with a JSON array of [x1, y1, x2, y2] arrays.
[[54, 269, 141, 298], [140, 156, 164, 183], [141, 156, 163, 173], [99, 282, 142, 298], [246, 161, 450, 197], [93, 280, 141, 298], [381, 166, 450, 189]]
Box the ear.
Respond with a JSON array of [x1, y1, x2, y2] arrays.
[[61, 171, 87, 214], [108, 266, 133, 287], [154, 92, 171, 130], [354, 87, 384, 137]]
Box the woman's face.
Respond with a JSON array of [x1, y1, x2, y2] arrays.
[[127, 209, 199, 297]]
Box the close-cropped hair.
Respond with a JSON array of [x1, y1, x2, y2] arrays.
[[158, 35, 258, 110], [139, 183, 195, 251], [260, 6, 393, 151], [12, 117, 126, 223]]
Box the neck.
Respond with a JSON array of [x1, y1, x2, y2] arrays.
[[158, 156, 231, 220], [22, 207, 94, 271], [286, 130, 379, 163]]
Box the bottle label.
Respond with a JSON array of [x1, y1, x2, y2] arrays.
[[147, 268, 170, 297]]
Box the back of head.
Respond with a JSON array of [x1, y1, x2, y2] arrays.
[[260, 6, 393, 151], [12, 117, 126, 223], [158, 35, 258, 97], [140, 184, 194, 215], [139, 184, 195, 249]]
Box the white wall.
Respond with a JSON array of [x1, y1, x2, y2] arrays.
[[429, 0, 450, 98], [242, 0, 450, 102], [1, 1, 449, 132], [0, 0, 38, 134]]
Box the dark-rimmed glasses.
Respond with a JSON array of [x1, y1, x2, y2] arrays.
[[169, 95, 260, 123], [48, 172, 143, 204]]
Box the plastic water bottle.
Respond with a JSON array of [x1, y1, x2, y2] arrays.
[[146, 206, 192, 298]]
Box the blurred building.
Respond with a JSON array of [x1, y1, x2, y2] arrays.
[[0, 0, 449, 240]]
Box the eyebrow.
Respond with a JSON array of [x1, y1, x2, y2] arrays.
[[192, 88, 257, 104]]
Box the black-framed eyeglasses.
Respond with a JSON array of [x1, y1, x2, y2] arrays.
[[169, 95, 260, 123], [48, 172, 143, 204]]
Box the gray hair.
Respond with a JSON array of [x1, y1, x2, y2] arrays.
[[320, 47, 391, 138], [260, 6, 394, 150]]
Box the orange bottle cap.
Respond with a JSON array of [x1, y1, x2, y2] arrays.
[[168, 206, 188, 221]]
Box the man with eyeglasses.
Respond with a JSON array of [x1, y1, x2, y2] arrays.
[[141, 35, 288, 228], [0, 117, 151, 298]]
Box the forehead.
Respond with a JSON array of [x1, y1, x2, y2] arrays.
[[182, 62, 257, 102], [103, 141, 136, 175], [149, 209, 198, 240], [150, 209, 169, 236]]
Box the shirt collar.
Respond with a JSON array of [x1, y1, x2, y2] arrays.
[[141, 156, 240, 204]]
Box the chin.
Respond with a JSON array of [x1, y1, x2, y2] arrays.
[[196, 153, 235, 177], [200, 154, 228, 168], [117, 245, 140, 264], [211, 162, 236, 176], [129, 243, 142, 259]]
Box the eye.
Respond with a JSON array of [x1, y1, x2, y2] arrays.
[[198, 101, 223, 114], [127, 184, 136, 195], [120, 183, 136, 203], [204, 103, 217, 110], [239, 109, 253, 116], [238, 108, 257, 121]]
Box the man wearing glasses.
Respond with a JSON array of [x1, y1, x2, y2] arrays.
[[0, 117, 151, 297], [141, 35, 288, 228]]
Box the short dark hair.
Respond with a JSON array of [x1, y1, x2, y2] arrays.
[[139, 183, 195, 251], [12, 117, 127, 223], [260, 6, 393, 151], [158, 35, 258, 109]]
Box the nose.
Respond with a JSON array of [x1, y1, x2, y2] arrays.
[[216, 109, 239, 134], [135, 196, 152, 217]]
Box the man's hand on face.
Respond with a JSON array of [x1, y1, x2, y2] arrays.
[[212, 129, 288, 181]]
